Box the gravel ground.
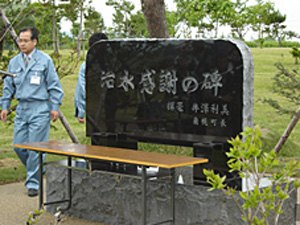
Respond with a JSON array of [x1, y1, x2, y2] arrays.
[[0, 180, 106, 225]]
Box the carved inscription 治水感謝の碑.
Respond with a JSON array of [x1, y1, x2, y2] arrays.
[[85, 39, 252, 141]]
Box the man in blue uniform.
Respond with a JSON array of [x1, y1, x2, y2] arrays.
[[74, 32, 108, 123], [0, 27, 64, 197]]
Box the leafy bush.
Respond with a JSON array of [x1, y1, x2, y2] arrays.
[[290, 46, 300, 64], [245, 41, 258, 48], [245, 41, 300, 48], [204, 126, 300, 225], [281, 41, 300, 48], [261, 62, 300, 116]]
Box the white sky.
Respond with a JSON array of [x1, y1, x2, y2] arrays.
[[61, 0, 300, 41], [247, 0, 300, 40]]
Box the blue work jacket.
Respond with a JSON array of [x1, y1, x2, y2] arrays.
[[1, 48, 64, 111], [74, 61, 86, 118]]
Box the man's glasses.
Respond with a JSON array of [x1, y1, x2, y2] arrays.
[[18, 39, 32, 43]]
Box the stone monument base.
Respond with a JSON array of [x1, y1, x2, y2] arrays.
[[46, 162, 297, 225]]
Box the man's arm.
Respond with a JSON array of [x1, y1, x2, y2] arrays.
[[75, 62, 86, 123], [1, 64, 15, 117], [0, 110, 8, 122], [50, 110, 59, 122], [46, 57, 64, 122]]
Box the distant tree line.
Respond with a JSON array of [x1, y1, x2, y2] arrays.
[[0, 0, 299, 58]]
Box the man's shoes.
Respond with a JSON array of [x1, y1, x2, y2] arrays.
[[28, 188, 38, 197]]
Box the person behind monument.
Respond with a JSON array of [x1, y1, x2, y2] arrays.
[[0, 27, 64, 197], [74, 32, 108, 123]]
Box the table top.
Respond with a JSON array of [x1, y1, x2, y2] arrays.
[[14, 141, 208, 168]]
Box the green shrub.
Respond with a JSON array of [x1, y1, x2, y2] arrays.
[[204, 126, 300, 225], [263, 41, 279, 48], [245, 41, 300, 48], [245, 41, 258, 48]]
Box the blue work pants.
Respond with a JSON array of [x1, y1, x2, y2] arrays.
[[13, 101, 51, 190]]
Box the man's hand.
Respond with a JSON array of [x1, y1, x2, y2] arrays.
[[51, 110, 60, 122], [77, 117, 85, 124], [0, 110, 8, 122]]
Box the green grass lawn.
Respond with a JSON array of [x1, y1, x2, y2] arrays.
[[252, 48, 300, 156], [1, 47, 300, 184]]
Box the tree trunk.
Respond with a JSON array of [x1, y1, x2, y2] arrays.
[[141, 0, 169, 38], [278, 37, 282, 48], [274, 107, 300, 153], [77, 4, 83, 61], [0, 27, 5, 57], [238, 31, 243, 40], [82, 39, 85, 60], [52, 0, 59, 55], [0, 8, 19, 50], [215, 19, 219, 38]]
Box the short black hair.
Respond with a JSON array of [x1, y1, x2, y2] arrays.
[[88, 33, 108, 48], [19, 27, 39, 43]]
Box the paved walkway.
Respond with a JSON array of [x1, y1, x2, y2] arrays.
[[0, 181, 106, 225]]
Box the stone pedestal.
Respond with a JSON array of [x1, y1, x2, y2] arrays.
[[46, 163, 297, 225]]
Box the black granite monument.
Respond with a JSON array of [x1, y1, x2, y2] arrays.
[[85, 39, 254, 188]]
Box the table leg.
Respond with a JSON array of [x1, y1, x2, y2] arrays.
[[142, 166, 147, 225], [66, 156, 72, 210], [143, 168, 175, 225], [40, 156, 73, 210], [39, 152, 44, 209], [61, 156, 73, 211], [170, 168, 175, 225]]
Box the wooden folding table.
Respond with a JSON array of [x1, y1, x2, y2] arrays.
[[14, 141, 208, 225]]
